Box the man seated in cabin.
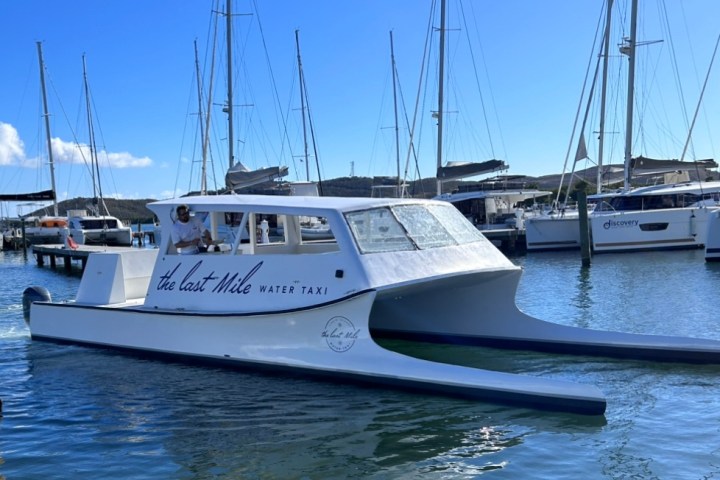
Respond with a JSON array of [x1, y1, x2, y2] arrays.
[[171, 205, 213, 255]]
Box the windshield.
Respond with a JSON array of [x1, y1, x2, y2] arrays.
[[345, 203, 484, 254]]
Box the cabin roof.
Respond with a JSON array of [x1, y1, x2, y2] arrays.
[[615, 180, 720, 196], [148, 194, 444, 215]]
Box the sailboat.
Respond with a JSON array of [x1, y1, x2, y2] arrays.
[[65, 55, 132, 247], [193, 3, 326, 242], [275, 29, 333, 241], [428, 0, 551, 237], [524, 1, 617, 251], [0, 43, 69, 247], [370, 30, 410, 199], [527, 0, 720, 253], [218, 0, 289, 195], [587, 0, 720, 253]]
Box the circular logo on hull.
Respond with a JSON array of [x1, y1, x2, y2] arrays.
[[323, 316, 360, 352]]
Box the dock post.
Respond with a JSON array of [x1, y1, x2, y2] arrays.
[[507, 232, 515, 252], [49, 254, 56, 269], [578, 191, 591, 266], [21, 221, 27, 252], [136, 221, 143, 247], [35, 252, 44, 266], [63, 255, 72, 272]]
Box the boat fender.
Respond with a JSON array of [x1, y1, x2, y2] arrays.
[[22, 286, 52, 324]]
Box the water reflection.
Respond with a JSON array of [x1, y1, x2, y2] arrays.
[[17, 342, 604, 478], [572, 265, 593, 328]]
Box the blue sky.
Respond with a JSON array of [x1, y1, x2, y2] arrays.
[[1, 0, 719, 216]]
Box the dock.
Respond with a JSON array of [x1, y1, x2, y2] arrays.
[[480, 228, 525, 253], [31, 244, 139, 272]]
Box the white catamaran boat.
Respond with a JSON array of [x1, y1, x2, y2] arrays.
[[0, 43, 69, 246], [591, 176, 720, 252], [23, 195, 720, 416], [58, 55, 133, 248], [527, 0, 720, 253], [65, 209, 133, 247], [587, 0, 720, 253], [23, 215, 68, 245]]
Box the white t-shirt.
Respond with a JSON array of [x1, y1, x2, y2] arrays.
[[171, 216, 206, 254]]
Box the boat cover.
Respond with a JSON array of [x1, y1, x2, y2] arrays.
[[225, 163, 289, 191], [436, 160, 507, 181], [0, 189, 55, 201]]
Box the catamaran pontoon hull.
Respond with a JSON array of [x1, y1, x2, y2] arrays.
[[27, 289, 606, 415], [369, 267, 720, 363], [591, 207, 716, 252]]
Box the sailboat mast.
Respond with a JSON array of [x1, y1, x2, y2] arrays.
[[295, 30, 310, 182], [390, 30, 401, 196], [622, 0, 639, 191], [82, 54, 103, 207], [226, 0, 234, 169], [194, 40, 208, 195], [435, 0, 447, 196], [36, 42, 58, 216], [596, 0, 614, 194]]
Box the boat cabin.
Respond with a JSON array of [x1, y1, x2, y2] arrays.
[[594, 183, 720, 212], [138, 195, 501, 313]]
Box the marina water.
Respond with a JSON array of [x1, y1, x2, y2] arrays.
[[1, 247, 719, 479]]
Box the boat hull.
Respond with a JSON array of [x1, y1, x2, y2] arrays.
[[28, 291, 606, 415], [590, 207, 717, 253], [69, 227, 133, 247], [524, 214, 581, 251], [370, 268, 720, 363], [24, 227, 67, 245]]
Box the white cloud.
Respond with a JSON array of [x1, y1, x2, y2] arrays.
[[50, 138, 152, 168], [102, 151, 152, 168], [0, 122, 26, 165], [52, 137, 86, 164], [0, 124, 152, 169]]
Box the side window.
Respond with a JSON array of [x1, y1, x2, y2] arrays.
[[277, 214, 335, 244], [299, 215, 334, 243], [254, 214, 283, 245], [220, 212, 244, 245]]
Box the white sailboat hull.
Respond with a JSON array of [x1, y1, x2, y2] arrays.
[[591, 207, 717, 252], [24, 227, 67, 245], [524, 213, 582, 251], [69, 227, 133, 246]]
